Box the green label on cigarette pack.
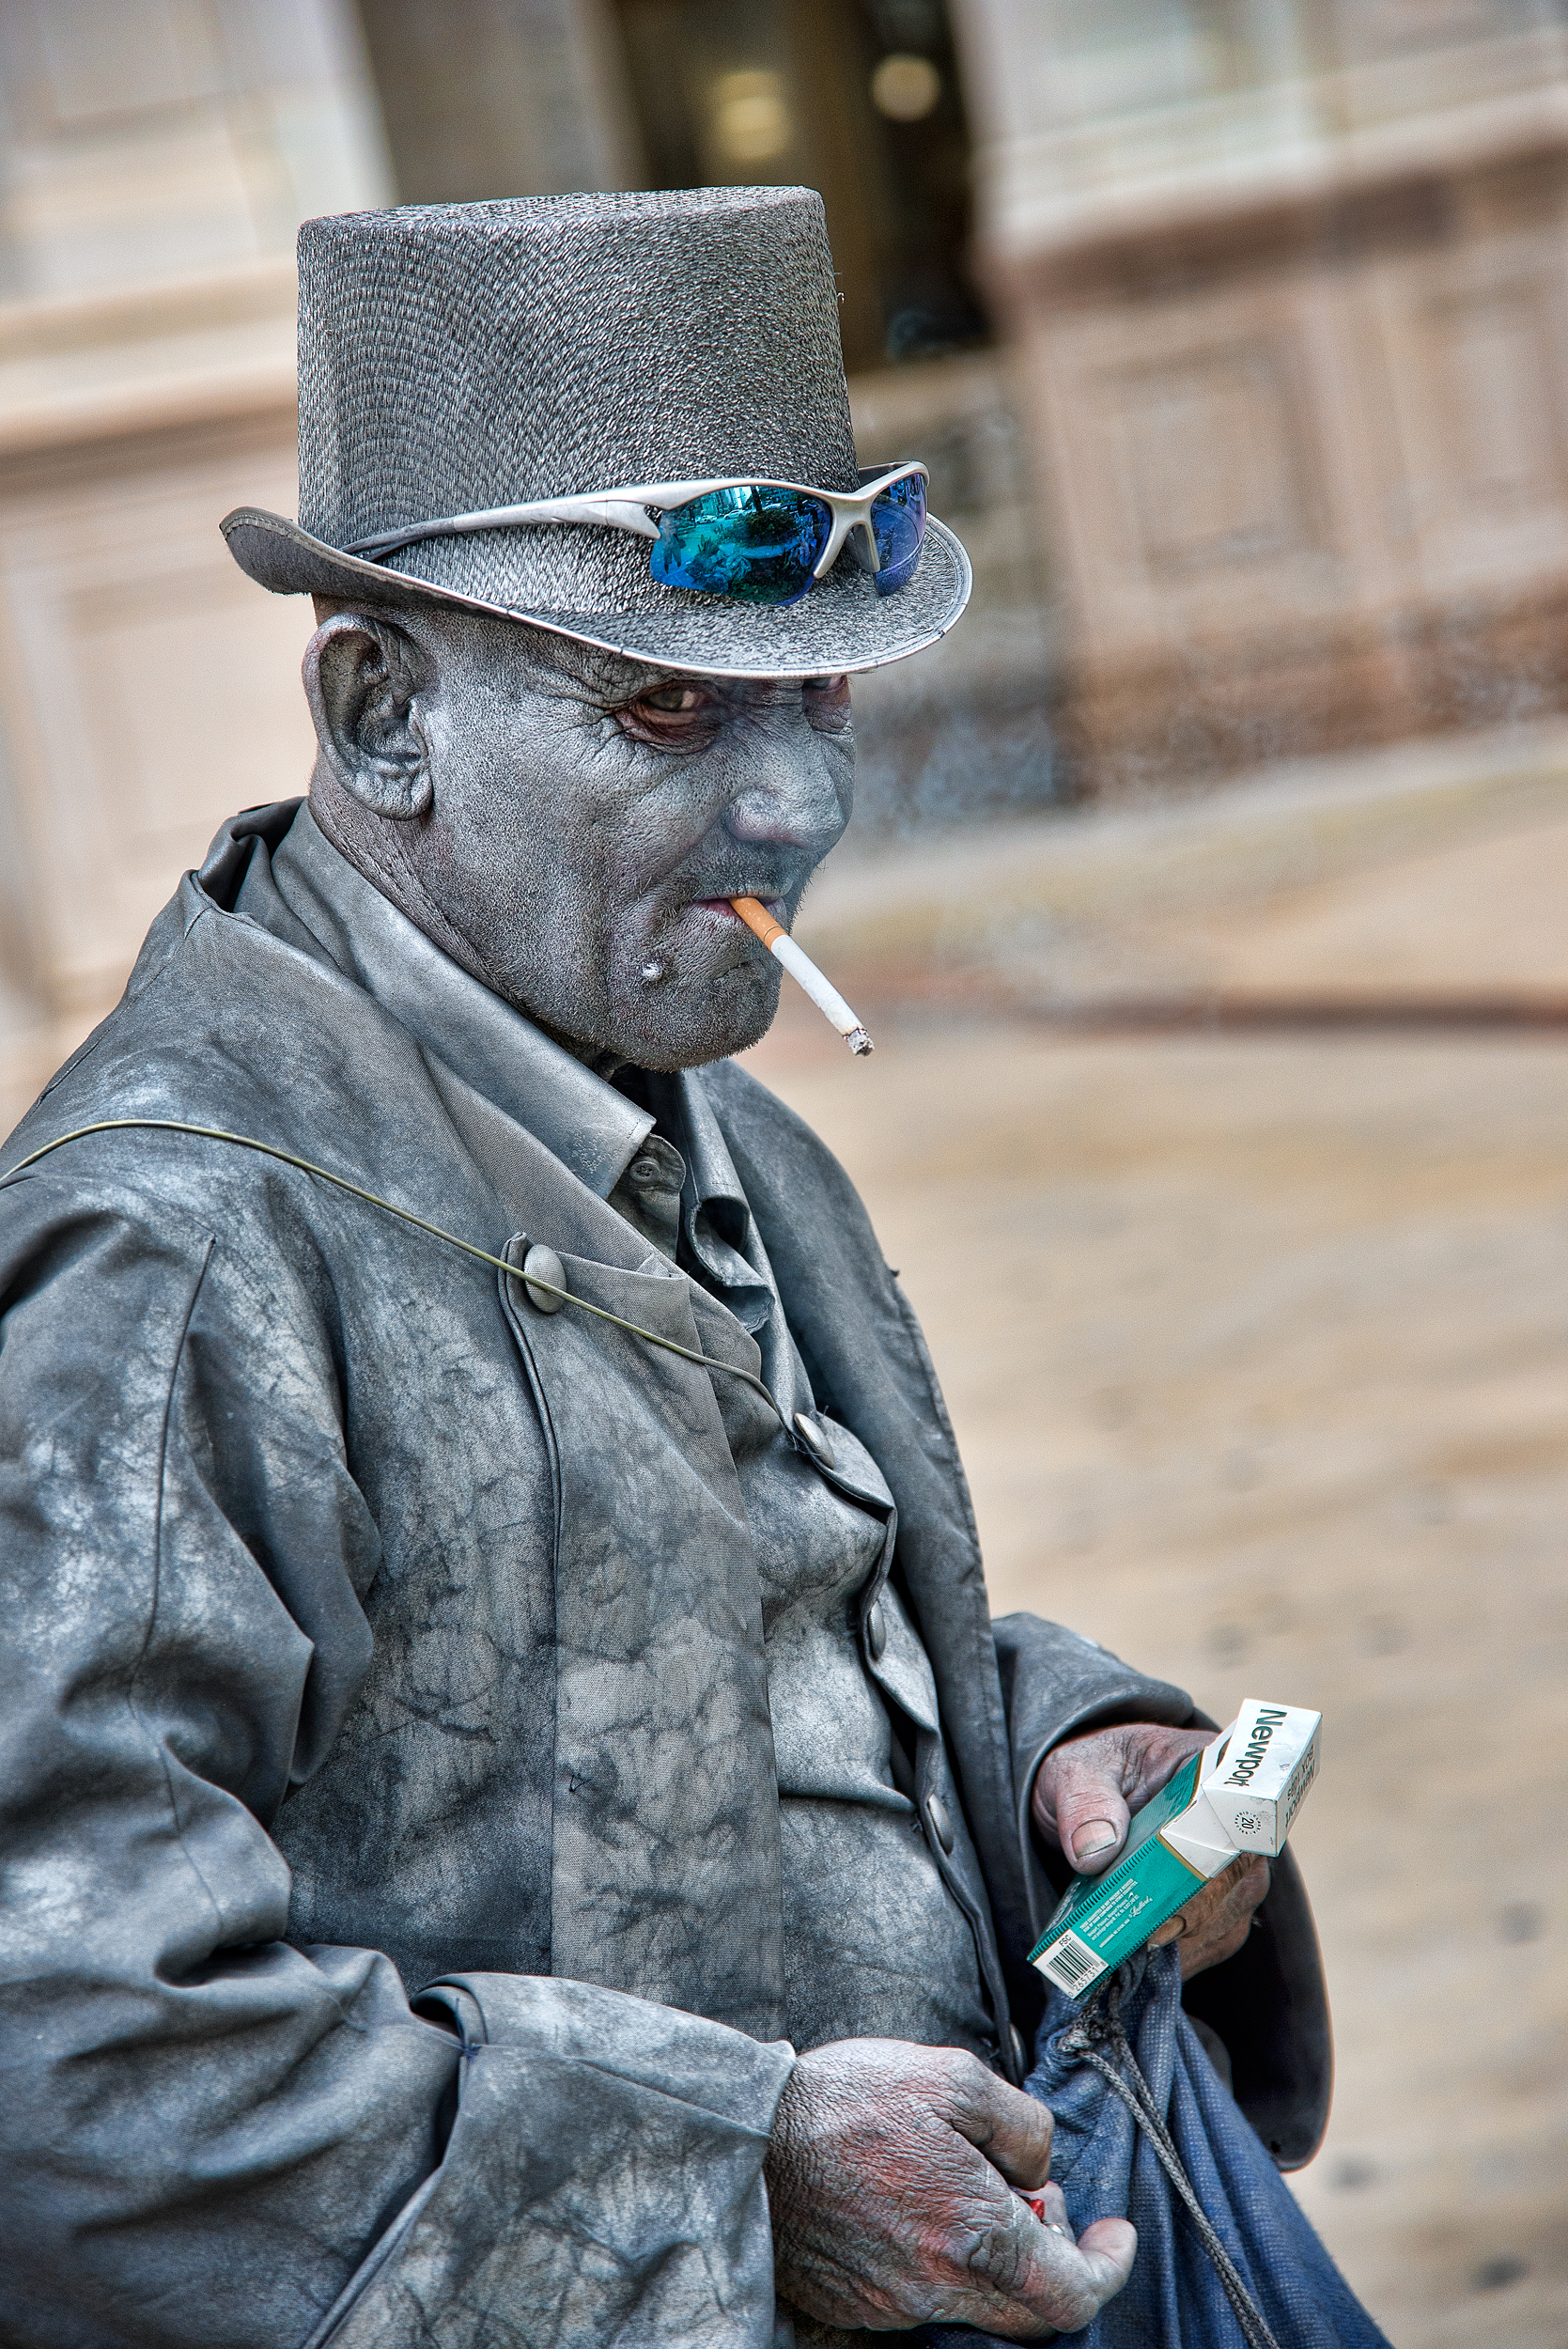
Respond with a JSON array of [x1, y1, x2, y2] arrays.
[[1029, 1754, 1209, 2000]]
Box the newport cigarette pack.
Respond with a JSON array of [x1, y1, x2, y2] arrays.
[[1200, 1695, 1322, 1855], [1030, 1699, 1321, 2001]]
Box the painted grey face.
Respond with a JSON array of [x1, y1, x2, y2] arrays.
[[303, 601, 855, 1071]]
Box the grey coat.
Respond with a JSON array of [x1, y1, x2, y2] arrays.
[[0, 806, 1328, 2349]]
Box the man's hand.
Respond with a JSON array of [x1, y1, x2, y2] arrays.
[[1032, 1723, 1270, 1981], [1148, 1849, 1271, 1978], [766, 2039, 1135, 2338]]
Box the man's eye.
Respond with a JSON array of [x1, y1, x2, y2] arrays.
[[805, 674, 850, 717], [640, 685, 709, 716]]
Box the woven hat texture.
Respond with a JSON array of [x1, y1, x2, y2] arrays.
[[223, 187, 970, 676]]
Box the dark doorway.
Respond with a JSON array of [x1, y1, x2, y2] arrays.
[[612, 0, 986, 373]]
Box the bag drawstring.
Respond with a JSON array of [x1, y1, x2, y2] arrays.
[[1059, 1996, 1284, 2349]]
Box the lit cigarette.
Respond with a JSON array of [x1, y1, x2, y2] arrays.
[[730, 896, 873, 1057]]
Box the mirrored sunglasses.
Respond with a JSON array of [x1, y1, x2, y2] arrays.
[[346, 462, 929, 610]]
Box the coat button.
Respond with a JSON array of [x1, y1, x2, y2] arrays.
[[865, 1599, 888, 1661], [522, 1242, 567, 1313], [925, 1793, 955, 1854], [629, 1156, 665, 1185], [792, 1410, 835, 1468]]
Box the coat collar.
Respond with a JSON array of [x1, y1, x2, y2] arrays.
[[229, 801, 656, 1203]]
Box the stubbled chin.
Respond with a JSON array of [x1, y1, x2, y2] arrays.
[[606, 968, 778, 1072]]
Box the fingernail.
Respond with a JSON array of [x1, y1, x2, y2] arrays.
[[1071, 1820, 1118, 1861]]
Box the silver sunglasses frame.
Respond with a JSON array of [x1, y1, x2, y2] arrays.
[[344, 460, 929, 583]]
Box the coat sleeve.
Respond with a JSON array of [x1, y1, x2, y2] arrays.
[[0, 1174, 791, 2349], [991, 1610, 1197, 1937], [992, 1613, 1333, 2170]]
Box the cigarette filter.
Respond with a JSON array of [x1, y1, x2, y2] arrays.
[[1029, 1697, 1322, 2001], [730, 896, 873, 1056]]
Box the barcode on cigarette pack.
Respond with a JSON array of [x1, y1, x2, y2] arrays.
[[1035, 1931, 1108, 1997]]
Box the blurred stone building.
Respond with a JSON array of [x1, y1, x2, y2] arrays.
[[0, 0, 390, 1101], [3, 0, 1568, 1094], [959, 0, 1568, 788]]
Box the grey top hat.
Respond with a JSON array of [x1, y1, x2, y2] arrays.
[[222, 187, 970, 677]]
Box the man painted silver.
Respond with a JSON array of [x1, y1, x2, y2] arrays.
[[0, 191, 1327, 2347]]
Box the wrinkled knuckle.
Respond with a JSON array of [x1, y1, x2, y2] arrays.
[[955, 2048, 995, 2094], [935, 2046, 989, 2106], [966, 2218, 1027, 2296]]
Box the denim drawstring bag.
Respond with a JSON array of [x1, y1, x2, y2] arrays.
[[919, 1944, 1390, 2348]]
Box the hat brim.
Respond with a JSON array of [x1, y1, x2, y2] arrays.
[[220, 506, 971, 678]]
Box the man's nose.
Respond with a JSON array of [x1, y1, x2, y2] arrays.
[[722, 711, 848, 855]]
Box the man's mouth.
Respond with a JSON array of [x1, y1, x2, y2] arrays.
[[688, 894, 785, 922]]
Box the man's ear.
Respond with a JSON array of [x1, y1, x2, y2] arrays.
[[303, 610, 433, 819]]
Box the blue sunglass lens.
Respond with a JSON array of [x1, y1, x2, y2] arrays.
[[869, 473, 926, 597], [650, 486, 832, 606]]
